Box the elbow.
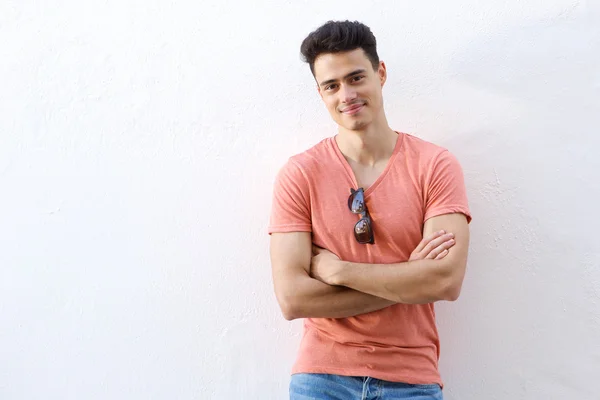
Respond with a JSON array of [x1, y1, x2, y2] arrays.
[[274, 278, 309, 320], [281, 305, 298, 321], [436, 259, 466, 302], [277, 294, 300, 321], [441, 276, 463, 301], [443, 286, 461, 301]]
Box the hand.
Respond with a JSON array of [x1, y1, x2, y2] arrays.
[[310, 245, 342, 285], [409, 230, 455, 261]]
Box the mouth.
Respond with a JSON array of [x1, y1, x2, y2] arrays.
[[340, 103, 365, 115]]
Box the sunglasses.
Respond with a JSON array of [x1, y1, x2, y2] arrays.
[[347, 188, 375, 244]]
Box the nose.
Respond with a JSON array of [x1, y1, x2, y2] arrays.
[[339, 84, 357, 104]]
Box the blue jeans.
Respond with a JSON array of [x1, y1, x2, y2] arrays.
[[290, 373, 443, 400]]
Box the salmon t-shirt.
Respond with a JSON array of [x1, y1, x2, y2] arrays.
[[268, 132, 471, 386]]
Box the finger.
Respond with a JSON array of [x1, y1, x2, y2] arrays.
[[414, 230, 445, 253], [421, 233, 454, 256], [426, 239, 456, 259], [435, 249, 449, 260]]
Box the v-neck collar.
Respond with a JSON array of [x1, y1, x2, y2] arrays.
[[331, 131, 405, 197]]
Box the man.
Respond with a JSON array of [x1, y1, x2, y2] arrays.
[[269, 20, 471, 400]]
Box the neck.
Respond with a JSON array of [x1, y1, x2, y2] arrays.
[[335, 118, 398, 167]]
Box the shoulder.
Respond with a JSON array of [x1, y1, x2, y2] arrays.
[[289, 137, 334, 167], [401, 133, 452, 161], [278, 137, 335, 179], [400, 133, 464, 173]]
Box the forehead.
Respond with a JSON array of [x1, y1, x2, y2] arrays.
[[313, 49, 373, 81]]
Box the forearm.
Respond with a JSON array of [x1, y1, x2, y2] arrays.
[[335, 259, 454, 304], [279, 274, 395, 320]]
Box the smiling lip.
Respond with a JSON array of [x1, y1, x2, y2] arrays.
[[341, 103, 365, 115]]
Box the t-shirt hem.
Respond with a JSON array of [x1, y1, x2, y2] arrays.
[[424, 206, 472, 224], [268, 225, 312, 234], [291, 365, 443, 388]]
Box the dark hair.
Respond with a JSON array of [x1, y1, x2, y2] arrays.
[[300, 20, 379, 76]]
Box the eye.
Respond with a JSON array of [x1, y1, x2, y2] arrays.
[[351, 75, 365, 83], [325, 83, 338, 91]]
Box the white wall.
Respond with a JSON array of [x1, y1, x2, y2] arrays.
[[1, 1, 599, 399]]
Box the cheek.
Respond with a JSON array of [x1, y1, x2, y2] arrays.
[[326, 99, 338, 112], [372, 88, 383, 103]]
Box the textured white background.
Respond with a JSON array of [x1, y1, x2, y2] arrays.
[[1, 1, 599, 399]]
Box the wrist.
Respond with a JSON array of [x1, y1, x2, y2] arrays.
[[332, 260, 350, 286]]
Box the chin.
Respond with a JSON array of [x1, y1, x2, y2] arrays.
[[336, 123, 365, 131], [343, 112, 371, 130], [332, 116, 367, 131], [346, 118, 370, 131]]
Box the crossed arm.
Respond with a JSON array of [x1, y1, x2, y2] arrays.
[[270, 213, 470, 320]]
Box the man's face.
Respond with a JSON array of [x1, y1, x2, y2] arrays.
[[313, 48, 386, 131]]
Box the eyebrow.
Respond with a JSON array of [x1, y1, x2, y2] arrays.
[[319, 69, 367, 87]]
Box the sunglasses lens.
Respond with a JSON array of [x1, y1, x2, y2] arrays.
[[354, 218, 373, 243], [348, 192, 366, 213]]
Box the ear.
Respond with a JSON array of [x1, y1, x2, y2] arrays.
[[317, 84, 323, 100], [378, 61, 387, 87]]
